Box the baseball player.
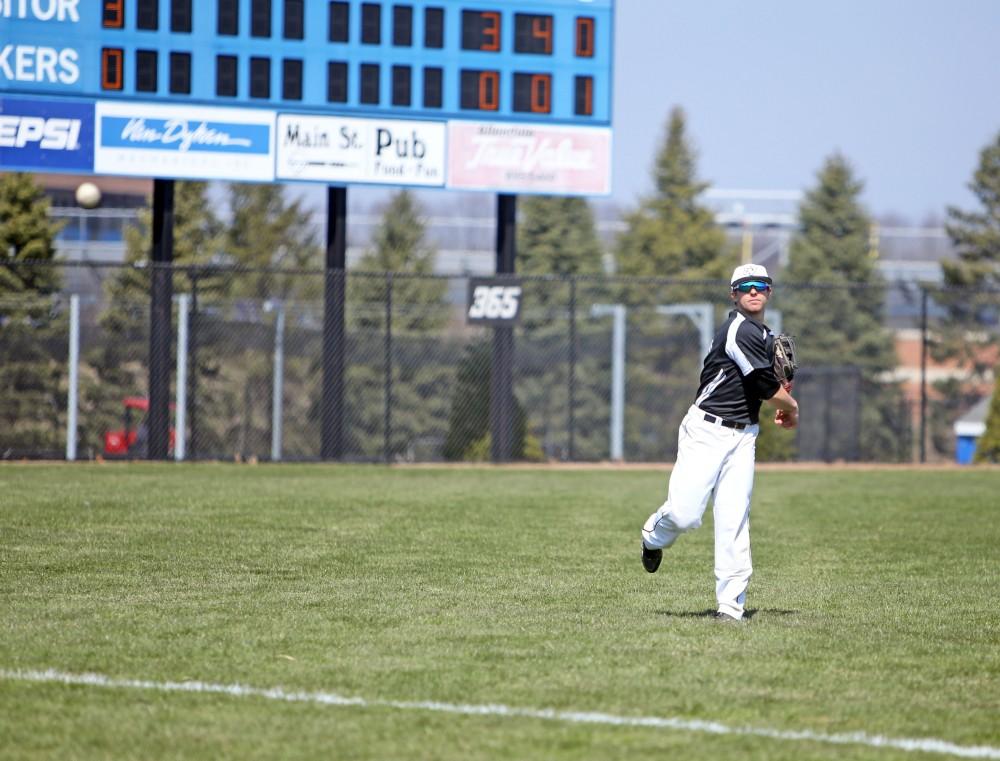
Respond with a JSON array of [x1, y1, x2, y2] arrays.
[[639, 264, 799, 622]]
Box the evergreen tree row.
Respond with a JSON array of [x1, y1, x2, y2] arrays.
[[4, 117, 1000, 462]]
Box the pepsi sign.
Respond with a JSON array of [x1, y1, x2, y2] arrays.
[[0, 97, 93, 171]]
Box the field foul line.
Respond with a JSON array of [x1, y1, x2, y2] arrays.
[[3, 668, 999, 760]]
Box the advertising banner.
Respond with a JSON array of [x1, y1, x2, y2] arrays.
[[94, 101, 275, 181], [447, 122, 612, 195], [276, 114, 445, 186], [0, 97, 94, 172]]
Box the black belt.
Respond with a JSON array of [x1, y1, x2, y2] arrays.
[[703, 412, 747, 430]]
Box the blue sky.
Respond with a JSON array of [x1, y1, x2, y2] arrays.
[[612, 0, 1000, 223]]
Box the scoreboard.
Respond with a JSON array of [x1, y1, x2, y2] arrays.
[[0, 0, 614, 194]]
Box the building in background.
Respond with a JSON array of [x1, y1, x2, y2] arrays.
[[42, 175, 149, 300]]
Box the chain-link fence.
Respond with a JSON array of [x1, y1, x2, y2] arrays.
[[1, 261, 997, 463]]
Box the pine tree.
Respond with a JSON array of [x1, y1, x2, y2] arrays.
[[781, 153, 904, 460], [207, 184, 323, 458], [518, 196, 604, 277], [442, 341, 538, 461], [0, 172, 65, 455], [931, 131, 1000, 460], [89, 182, 225, 458], [934, 130, 1000, 374], [226, 183, 321, 301], [0, 172, 61, 294], [942, 130, 1000, 289], [782, 155, 890, 354], [973, 371, 1000, 463], [613, 108, 736, 460], [616, 107, 734, 289], [511, 196, 607, 458], [105, 181, 225, 331], [351, 190, 445, 331], [99, 182, 223, 373], [345, 190, 450, 459]]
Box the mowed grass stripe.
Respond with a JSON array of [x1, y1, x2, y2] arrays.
[[1, 464, 998, 760], [3, 668, 1000, 760]]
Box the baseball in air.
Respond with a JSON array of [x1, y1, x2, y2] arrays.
[[75, 182, 102, 209]]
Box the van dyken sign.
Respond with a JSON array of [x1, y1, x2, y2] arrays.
[[101, 117, 267, 154], [95, 101, 275, 181]]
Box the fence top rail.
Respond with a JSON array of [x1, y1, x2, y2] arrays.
[[5, 259, 1000, 295]]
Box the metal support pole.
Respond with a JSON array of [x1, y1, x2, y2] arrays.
[[175, 293, 189, 461], [823, 373, 833, 463], [610, 304, 625, 462], [321, 186, 347, 460], [592, 304, 626, 461], [568, 278, 577, 461], [270, 302, 285, 462], [491, 193, 516, 463], [383, 274, 393, 463], [920, 287, 928, 463], [656, 303, 714, 360], [188, 273, 199, 459], [148, 178, 174, 460], [65, 295, 80, 461]]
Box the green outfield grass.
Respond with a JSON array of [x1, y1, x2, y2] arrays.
[[1, 464, 998, 760]]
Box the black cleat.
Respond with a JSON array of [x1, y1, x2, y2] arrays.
[[641, 543, 662, 573], [713, 611, 743, 624]]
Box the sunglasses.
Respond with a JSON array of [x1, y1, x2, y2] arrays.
[[734, 281, 771, 294]]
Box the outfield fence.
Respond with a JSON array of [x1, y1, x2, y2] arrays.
[[1, 261, 997, 464]]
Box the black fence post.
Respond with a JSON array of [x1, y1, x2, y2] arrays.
[[491, 194, 516, 463], [851, 368, 862, 462], [321, 186, 347, 461], [148, 178, 174, 461], [384, 272, 393, 463], [902, 396, 913, 463], [568, 276, 577, 461], [920, 286, 929, 463], [823, 372, 833, 463]]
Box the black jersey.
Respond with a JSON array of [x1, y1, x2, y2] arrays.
[[694, 309, 782, 425]]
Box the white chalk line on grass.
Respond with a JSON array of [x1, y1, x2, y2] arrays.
[[2, 669, 998, 760]]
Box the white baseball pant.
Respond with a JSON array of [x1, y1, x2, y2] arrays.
[[641, 405, 759, 619]]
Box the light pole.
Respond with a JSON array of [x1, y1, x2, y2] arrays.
[[591, 303, 626, 461], [655, 303, 714, 361]]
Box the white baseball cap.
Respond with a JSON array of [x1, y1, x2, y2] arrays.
[[730, 263, 773, 288]]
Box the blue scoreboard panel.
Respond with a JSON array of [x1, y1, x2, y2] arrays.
[[1, 1, 613, 193], [2, 0, 612, 124]]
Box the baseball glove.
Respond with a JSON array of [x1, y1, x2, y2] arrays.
[[773, 333, 798, 389]]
